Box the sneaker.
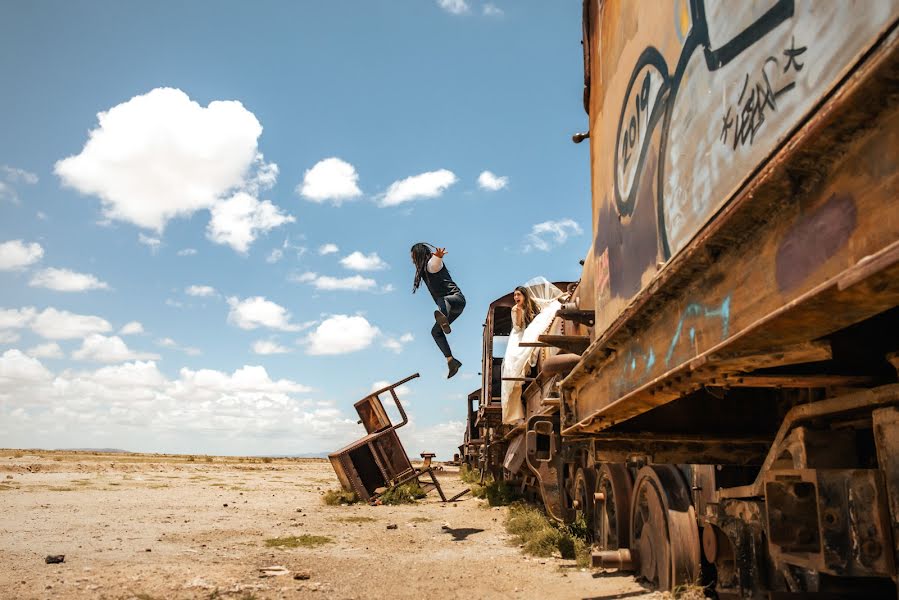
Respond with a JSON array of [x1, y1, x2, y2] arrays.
[[434, 310, 451, 334], [447, 358, 462, 379]]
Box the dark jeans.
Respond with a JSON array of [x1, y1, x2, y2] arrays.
[[432, 293, 466, 358]]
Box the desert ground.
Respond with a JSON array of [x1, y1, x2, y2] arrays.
[[0, 450, 659, 600]]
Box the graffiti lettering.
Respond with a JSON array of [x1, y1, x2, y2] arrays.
[[719, 39, 806, 150]]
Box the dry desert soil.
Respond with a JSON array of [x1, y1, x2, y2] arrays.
[[0, 450, 662, 600]]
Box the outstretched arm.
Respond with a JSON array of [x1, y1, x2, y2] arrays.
[[427, 247, 447, 273]]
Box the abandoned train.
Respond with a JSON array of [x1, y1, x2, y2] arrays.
[[460, 1, 899, 597]]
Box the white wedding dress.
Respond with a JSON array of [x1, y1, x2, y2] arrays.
[[501, 277, 564, 424]]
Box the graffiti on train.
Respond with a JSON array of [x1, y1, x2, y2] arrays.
[[598, 0, 895, 307]]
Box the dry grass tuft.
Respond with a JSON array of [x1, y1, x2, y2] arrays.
[[505, 503, 590, 567], [322, 488, 360, 506], [378, 482, 426, 505], [264, 534, 332, 548], [333, 516, 376, 523]]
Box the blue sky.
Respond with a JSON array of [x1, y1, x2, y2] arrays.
[[0, 1, 590, 458]]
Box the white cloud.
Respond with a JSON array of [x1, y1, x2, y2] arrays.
[[31, 308, 112, 340], [0, 331, 20, 344], [382, 332, 414, 353], [266, 248, 283, 264], [252, 340, 292, 355], [0, 240, 44, 271], [304, 315, 380, 355], [483, 3, 504, 16], [54, 87, 266, 233], [290, 272, 378, 292], [477, 170, 508, 191], [0, 356, 354, 454], [297, 157, 362, 205], [29, 268, 110, 292], [72, 334, 160, 363], [226, 296, 301, 331], [318, 243, 339, 255], [1, 165, 39, 185], [437, 0, 470, 15], [340, 251, 388, 271], [119, 321, 144, 335], [380, 169, 457, 207], [523, 218, 583, 252], [138, 233, 161, 253], [0, 349, 53, 384], [177, 248, 197, 256], [26, 342, 64, 359], [0, 307, 37, 330], [206, 192, 295, 253], [185, 285, 217, 297], [156, 337, 201, 356], [0, 166, 38, 204]]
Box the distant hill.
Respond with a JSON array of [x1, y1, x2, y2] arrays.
[[60, 448, 131, 453]]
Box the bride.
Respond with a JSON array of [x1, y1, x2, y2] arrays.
[[501, 277, 564, 424]]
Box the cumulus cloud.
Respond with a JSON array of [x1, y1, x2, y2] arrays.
[[318, 243, 339, 255], [26, 342, 64, 359], [380, 169, 457, 207], [297, 157, 362, 206], [523, 218, 583, 252], [339, 251, 388, 271], [31, 308, 112, 339], [119, 321, 144, 335], [72, 334, 160, 363], [0, 355, 355, 454], [483, 3, 503, 16], [226, 296, 301, 331], [206, 192, 294, 253], [54, 87, 266, 233], [0, 240, 44, 271], [0, 349, 53, 384], [0, 330, 20, 344], [185, 285, 217, 297], [29, 268, 110, 292], [304, 315, 380, 355], [0, 307, 37, 330], [437, 0, 470, 15], [382, 332, 414, 353], [290, 272, 378, 292], [477, 170, 508, 191], [252, 340, 292, 355]]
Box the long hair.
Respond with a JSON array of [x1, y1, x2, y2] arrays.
[[411, 243, 432, 293], [515, 286, 539, 326]]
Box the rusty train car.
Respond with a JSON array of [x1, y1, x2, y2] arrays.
[[461, 1, 899, 597]]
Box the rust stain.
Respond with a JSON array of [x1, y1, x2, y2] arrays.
[[775, 192, 857, 293]]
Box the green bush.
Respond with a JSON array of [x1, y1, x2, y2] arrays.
[[459, 464, 481, 484]]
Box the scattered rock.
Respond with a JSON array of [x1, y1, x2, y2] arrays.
[[293, 573, 311, 581], [223, 503, 228, 507], [259, 565, 290, 577], [45, 555, 65, 564], [386, 524, 398, 530], [144, 548, 151, 552]]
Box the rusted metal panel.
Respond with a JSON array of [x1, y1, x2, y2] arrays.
[[872, 406, 899, 571], [586, 0, 899, 334], [564, 36, 899, 432]]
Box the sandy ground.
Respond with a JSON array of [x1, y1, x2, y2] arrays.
[[0, 450, 658, 600]]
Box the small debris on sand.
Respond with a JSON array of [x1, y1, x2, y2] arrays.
[[44, 555, 65, 564], [386, 524, 398, 530]]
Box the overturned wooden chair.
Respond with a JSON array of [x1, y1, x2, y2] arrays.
[[328, 373, 468, 503]]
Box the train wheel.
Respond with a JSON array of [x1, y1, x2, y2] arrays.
[[572, 467, 596, 541], [595, 463, 633, 551], [629, 465, 700, 590]]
